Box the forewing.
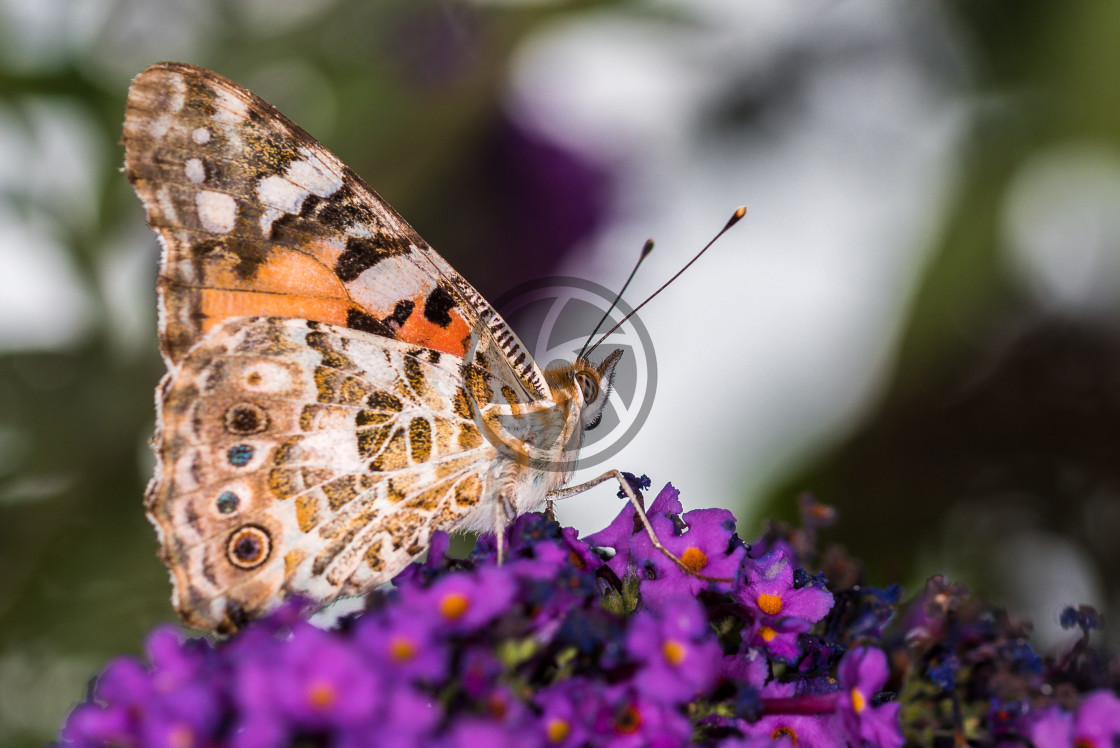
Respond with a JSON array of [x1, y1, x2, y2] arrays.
[[147, 316, 499, 632], [123, 62, 548, 399]]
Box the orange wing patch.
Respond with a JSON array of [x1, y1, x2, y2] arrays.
[[396, 298, 472, 357], [188, 240, 352, 334]]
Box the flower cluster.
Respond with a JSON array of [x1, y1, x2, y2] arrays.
[[59, 481, 1118, 747]]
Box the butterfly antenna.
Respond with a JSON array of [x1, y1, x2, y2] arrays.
[[584, 206, 746, 359], [577, 239, 655, 361]]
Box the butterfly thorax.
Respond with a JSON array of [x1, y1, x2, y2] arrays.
[[465, 351, 623, 526]]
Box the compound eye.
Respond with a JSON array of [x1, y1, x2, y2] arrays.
[[575, 371, 599, 403]]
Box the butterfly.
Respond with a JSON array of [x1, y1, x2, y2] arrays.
[[123, 62, 686, 633]]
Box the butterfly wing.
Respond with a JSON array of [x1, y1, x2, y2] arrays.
[[123, 62, 548, 401], [122, 63, 564, 630], [147, 316, 503, 632]]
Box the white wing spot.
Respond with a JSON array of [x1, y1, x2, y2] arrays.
[[350, 255, 433, 311], [156, 185, 179, 224], [242, 362, 295, 393], [289, 153, 344, 196], [174, 448, 202, 491], [191, 127, 211, 144], [257, 175, 306, 235], [196, 191, 237, 233], [149, 116, 173, 138], [254, 156, 343, 234], [259, 207, 283, 236], [258, 174, 307, 213], [184, 158, 206, 184], [211, 86, 250, 125], [167, 73, 187, 112]]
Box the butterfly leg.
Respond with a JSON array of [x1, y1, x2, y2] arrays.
[[548, 471, 731, 583], [494, 493, 516, 566]]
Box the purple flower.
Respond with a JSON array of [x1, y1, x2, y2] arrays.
[[337, 684, 438, 748], [594, 685, 693, 748], [445, 718, 532, 748], [836, 646, 903, 748], [230, 621, 379, 741], [584, 483, 708, 582], [647, 483, 685, 514], [559, 525, 604, 573], [636, 508, 747, 607], [59, 702, 133, 747], [626, 596, 722, 704], [742, 616, 813, 663], [232, 653, 289, 748], [741, 681, 842, 747], [505, 539, 576, 582], [1074, 690, 1120, 748], [719, 647, 770, 690], [460, 645, 503, 699], [583, 499, 648, 580], [354, 607, 449, 683], [1026, 706, 1073, 748], [399, 566, 515, 633], [1028, 690, 1120, 748], [737, 550, 834, 625], [62, 628, 226, 748], [55, 475, 1119, 748], [555, 605, 628, 665], [511, 553, 600, 625], [534, 679, 601, 747], [273, 623, 379, 729], [717, 736, 791, 748]]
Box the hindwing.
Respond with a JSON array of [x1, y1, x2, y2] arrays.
[[146, 316, 501, 632]]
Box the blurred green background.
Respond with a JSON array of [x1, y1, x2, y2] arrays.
[[2, 1, 1119, 744]]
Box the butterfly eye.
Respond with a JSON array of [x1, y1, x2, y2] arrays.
[[575, 371, 599, 404]]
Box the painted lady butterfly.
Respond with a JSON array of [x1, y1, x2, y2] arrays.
[[123, 62, 684, 633]]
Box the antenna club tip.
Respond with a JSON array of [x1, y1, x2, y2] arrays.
[[722, 205, 747, 231], [641, 238, 655, 257]]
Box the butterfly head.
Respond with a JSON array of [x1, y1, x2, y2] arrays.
[[573, 348, 624, 431]]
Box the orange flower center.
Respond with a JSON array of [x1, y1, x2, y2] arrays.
[[771, 726, 799, 746], [662, 639, 687, 666], [850, 688, 866, 714], [439, 592, 470, 620], [487, 694, 508, 719], [615, 704, 643, 734], [169, 724, 195, 748], [389, 635, 417, 662], [680, 547, 708, 573], [757, 592, 783, 616], [547, 718, 571, 742], [307, 681, 337, 711], [759, 626, 777, 642]]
